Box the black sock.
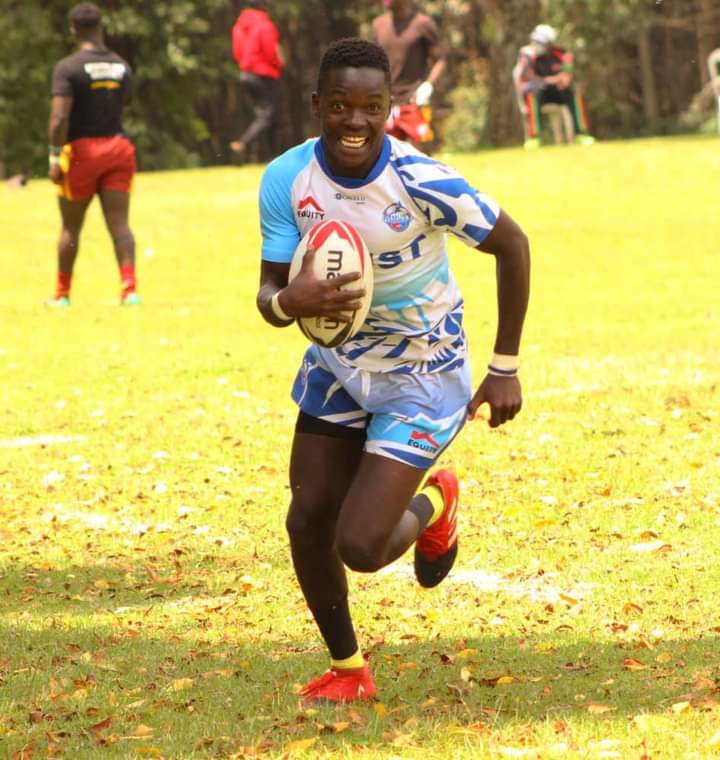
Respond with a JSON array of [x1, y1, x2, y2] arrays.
[[310, 596, 358, 661], [407, 493, 434, 535]]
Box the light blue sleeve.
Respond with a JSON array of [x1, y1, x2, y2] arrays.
[[391, 154, 500, 247], [259, 140, 316, 263]]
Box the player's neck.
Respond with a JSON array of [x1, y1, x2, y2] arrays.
[[78, 33, 105, 52]]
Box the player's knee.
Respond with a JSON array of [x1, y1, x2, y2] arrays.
[[336, 532, 385, 573], [285, 500, 334, 548]]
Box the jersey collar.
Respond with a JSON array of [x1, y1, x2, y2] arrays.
[[314, 136, 391, 189]]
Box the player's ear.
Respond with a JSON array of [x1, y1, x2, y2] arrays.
[[386, 95, 393, 118], [311, 92, 320, 119]]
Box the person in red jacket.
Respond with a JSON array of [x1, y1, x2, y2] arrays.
[[230, 0, 284, 156]]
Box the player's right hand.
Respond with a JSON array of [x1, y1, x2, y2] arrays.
[[48, 164, 64, 184], [280, 246, 365, 323]]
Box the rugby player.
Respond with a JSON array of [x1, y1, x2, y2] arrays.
[[47, 2, 139, 307], [255, 38, 530, 703]]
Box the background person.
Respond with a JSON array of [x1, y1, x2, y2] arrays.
[[256, 38, 530, 703], [514, 23, 595, 149], [372, 0, 445, 150], [47, 2, 139, 307], [230, 0, 284, 158]]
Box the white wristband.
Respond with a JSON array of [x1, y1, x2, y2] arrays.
[[270, 291, 293, 322], [48, 155, 60, 167], [488, 352, 519, 377]]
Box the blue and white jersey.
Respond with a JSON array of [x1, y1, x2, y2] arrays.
[[259, 135, 499, 374]]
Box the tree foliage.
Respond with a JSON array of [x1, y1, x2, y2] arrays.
[[1, 0, 717, 177]]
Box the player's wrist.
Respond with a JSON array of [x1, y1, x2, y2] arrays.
[[270, 290, 294, 323], [487, 352, 519, 377], [48, 145, 62, 167]]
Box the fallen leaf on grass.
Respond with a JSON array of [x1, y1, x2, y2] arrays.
[[622, 602, 643, 616], [87, 717, 112, 740], [166, 678, 194, 692], [623, 658, 647, 671], [671, 701, 692, 714], [284, 737, 317, 754], [397, 662, 417, 671]]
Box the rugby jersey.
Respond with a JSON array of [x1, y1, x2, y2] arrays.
[[259, 135, 499, 374]]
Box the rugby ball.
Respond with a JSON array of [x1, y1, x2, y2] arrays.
[[288, 219, 373, 348]]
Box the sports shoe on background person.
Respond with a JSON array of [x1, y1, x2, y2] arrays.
[[44, 296, 71, 308], [121, 291, 141, 306], [299, 663, 377, 704], [414, 469, 459, 588]]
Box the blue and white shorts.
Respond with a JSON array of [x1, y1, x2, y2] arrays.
[[291, 345, 472, 469]]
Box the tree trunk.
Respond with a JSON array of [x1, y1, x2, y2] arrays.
[[481, 0, 541, 146], [637, 24, 659, 122]]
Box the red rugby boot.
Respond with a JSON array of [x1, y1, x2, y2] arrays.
[[299, 664, 376, 705], [414, 469, 459, 588]]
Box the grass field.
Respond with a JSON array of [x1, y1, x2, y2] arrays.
[[1, 135, 719, 759]]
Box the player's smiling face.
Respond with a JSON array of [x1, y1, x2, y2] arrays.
[[313, 66, 391, 179]]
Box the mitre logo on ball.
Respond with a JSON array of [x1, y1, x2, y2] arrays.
[[288, 219, 374, 348]]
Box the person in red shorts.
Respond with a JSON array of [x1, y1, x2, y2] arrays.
[[372, 0, 446, 152], [46, 2, 140, 307]]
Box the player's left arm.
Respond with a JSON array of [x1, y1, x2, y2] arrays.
[[555, 49, 574, 89], [48, 95, 72, 184], [468, 210, 530, 427], [415, 19, 446, 105]]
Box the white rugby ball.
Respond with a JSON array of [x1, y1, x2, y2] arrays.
[[288, 219, 373, 348]]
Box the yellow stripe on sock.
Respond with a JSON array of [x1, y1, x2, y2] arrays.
[[423, 484, 445, 527], [331, 650, 364, 670]]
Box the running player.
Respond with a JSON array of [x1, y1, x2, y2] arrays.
[[514, 24, 595, 149], [46, 2, 139, 307], [256, 38, 530, 703], [372, 0, 445, 150]]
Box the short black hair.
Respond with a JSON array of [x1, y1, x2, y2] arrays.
[[69, 2, 102, 30], [317, 38, 391, 93]]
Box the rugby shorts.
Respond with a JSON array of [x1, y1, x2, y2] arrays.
[[58, 135, 136, 200], [291, 345, 471, 469], [385, 104, 434, 144]]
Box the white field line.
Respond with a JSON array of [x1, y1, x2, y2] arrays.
[[381, 563, 595, 604]]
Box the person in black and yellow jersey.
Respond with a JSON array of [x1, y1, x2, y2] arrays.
[[47, 2, 140, 307]]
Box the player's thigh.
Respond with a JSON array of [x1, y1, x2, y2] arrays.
[[58, 140, 98, 202], [58, 196, 92, 232], [98, 137, 136, 211], [287, 419, 365, 542], [98, 188, 131, 233], [336, 452, 426, 552]]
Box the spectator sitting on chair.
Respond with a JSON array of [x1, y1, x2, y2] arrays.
[[230, 0, 283, 158], [513, 24, 595, 149]]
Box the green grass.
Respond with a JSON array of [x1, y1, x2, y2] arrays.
[[1, 135, 719, 759]]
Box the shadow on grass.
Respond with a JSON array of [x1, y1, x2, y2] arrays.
[[1, 612, 718, 757]]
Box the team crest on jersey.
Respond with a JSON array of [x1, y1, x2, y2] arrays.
[[383, 202, 411, 232], [297, 196, 325, 220]]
